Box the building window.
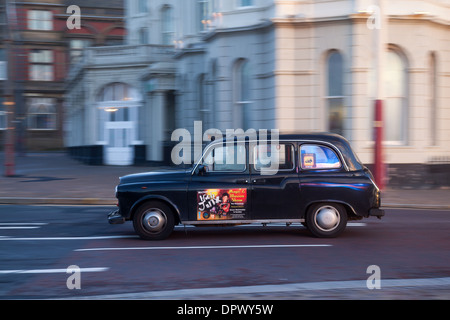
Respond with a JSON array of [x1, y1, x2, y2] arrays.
[[198, 0, 211, 31], [0, 100, 6, 130], [326, 50, 345, 136], [197, 73, 209, 127], [138, 0, 148, 13], [161, 5, 174, 45], [385, 49, 408, 144], [97, 82, 141, 102], [234, 59, 252, 130], [139, 28, 149, 45], [239, 0, 254, 8], [29, 49, 54, 81], [429, 52, 437, 146], [27, 10, 53, 31], [69, 39, 92, 63], [28, 98, 57, 130]]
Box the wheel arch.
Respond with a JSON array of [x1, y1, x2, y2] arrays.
[[130, 195, 182, 225], [304, 200, 359, 220]]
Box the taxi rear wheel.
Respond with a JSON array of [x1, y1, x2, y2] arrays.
[[306, 203, 347, 238], [133, 201, 175, 240]]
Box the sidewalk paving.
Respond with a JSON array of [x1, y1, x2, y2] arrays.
[[0, 152, 449, 209]]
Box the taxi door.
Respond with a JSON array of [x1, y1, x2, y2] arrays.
[[188, 141, 251, 222], [250, 142, 301, 220]]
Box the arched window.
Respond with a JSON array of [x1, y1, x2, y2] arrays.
[[161, 5, 174, 45], [234, 59, 252, 130], [96, 82, 141, 102], [326, 50, 345, 135], [385, 49, 408, 144]]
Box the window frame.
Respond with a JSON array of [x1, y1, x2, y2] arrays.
[[252, 143, 295, 173], [27, 98, 57, 131], [299, 143, 343, 171], [200, 142, 248, 173], [29, 49, 54, 81], [27, 10, 53, 31], [325, 50, 345, 136], [384, 48, 409, 145]]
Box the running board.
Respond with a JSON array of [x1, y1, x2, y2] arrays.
[[181, 219, 305, 227]]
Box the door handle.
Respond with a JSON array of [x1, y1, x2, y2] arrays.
[[252, 179, 266, 184], [236, 179, 249, 184]]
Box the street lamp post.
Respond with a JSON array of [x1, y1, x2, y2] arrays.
[[3, 0, 17, 177]]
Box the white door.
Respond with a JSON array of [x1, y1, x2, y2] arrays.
[[105, 121, 133, 166]]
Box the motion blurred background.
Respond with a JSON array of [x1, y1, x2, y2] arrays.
[[1, 0, 449, 189]]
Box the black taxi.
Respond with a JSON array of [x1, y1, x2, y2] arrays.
[[108, 133, 384, 240]]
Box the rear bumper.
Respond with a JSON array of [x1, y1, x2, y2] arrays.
[[369, 208, 385, 218], [108, 209, 126, 225]]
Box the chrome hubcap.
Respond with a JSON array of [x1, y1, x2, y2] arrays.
[[143, 209, 166, 233], [315, 206, 340, 232]]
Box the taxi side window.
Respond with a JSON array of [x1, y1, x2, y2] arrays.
[[203, 144, 246, 172], [300, 144, 341, 170], [253, 143, 295, 171]]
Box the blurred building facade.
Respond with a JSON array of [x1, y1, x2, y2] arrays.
[[65, 0, 450, 186], [0, 0, 125, 151]]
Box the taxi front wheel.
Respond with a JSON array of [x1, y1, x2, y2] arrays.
[[306, 203, 347, 238], [133, 201, 175, 240]]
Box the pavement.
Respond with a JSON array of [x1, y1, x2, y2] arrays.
[[0, 152, 449, 209]]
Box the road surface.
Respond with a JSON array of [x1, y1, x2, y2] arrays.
[[0, 205, 449, 300]]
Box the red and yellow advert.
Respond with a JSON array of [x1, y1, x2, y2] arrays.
[[197, 189, 247, 221]]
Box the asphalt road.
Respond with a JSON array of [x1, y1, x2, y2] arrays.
[[0, 205, 449, 300]]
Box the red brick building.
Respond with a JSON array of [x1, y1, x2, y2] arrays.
[[0, 0, 125, 151]]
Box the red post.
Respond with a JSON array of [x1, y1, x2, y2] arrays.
[[3, 100, 15, 177], [373, 99, 384, 190]]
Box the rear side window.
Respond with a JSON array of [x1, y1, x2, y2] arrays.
[[253, 143, 295, 171], [300, 144, 341, 170]]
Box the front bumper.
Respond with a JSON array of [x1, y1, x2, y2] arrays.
[[369, 208, 385, 219], [108, 209, 126, 225]]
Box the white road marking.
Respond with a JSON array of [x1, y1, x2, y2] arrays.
[[0, 267, 109, 275], [0, 222, 48, 230], [0, 235, 139, 241], [75, 244, 332, 252], [70, 277, 450, 300], [0, 223, 48, 226], [0, 227, 41, 230]]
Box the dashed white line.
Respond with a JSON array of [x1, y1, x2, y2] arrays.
[[0, 235, 139, 241], [0, 227, 41, 230], [74, 244, 332, 252], [0, 267, 109, 275], [0, 222, 48, 230]]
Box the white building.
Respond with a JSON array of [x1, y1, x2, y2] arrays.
[[66, 0, 450, 186]]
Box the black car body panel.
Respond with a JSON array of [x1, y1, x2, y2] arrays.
[[109, 133, 384, 239]]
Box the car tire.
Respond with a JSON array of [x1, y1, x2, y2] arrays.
[[306, 203, 347, 238], [133, 201, 175, 240]]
